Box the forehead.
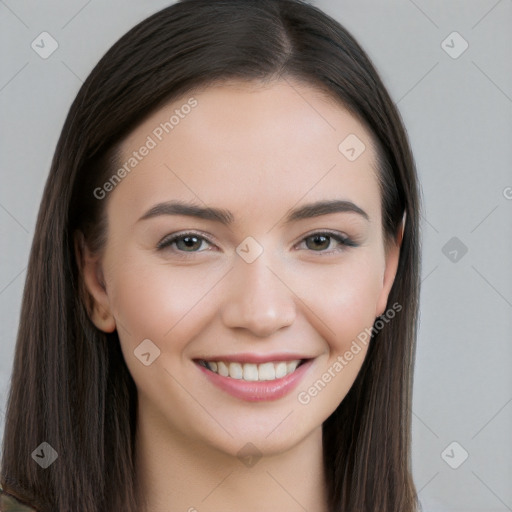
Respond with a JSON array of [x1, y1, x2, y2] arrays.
[[112, 78, 381, 225]]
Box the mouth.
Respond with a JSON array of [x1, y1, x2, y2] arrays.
[[194, 355, 314, 402], [196, 358, 308, 382]]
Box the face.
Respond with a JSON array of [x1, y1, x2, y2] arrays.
[[80, 78, 400, 457]]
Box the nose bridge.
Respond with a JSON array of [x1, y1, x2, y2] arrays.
[[220, 247, 296, 336]]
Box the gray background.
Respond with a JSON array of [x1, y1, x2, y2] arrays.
[[1, 1, 511, 511]]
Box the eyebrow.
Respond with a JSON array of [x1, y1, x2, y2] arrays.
[[138, 199, 370, 225]]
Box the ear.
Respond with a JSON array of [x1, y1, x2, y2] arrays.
[[74, 230, 116, 333], [375, 212, 405, 317]]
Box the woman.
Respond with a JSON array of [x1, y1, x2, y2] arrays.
[[0, 0, 421, 511]]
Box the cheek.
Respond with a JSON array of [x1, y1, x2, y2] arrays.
[[334, 273, 381, 345], [104, 258, 217, 408], [293, 259, 383, 412], [105, 254, 222, 353], [297, 260, 381, 414], [293, 253, 384, 351]]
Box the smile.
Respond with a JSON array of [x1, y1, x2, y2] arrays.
[[194, 356, 314, 402], [197, 359, 304, 381]]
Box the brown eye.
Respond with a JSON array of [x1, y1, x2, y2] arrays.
[[305, 234, 332, 251], [157, 232, 213, 253], [174, 235, 203, 251], [298, 231, 357, 254]]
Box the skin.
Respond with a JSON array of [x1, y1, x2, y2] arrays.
[[79, 78, 402, 512]]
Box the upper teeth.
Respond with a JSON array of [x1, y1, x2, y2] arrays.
[[201, 360, 302, 381]]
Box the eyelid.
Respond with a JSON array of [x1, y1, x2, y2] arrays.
[[295, 228, 351, 243]]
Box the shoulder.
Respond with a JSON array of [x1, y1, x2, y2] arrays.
[[0, 483, 39, 512]]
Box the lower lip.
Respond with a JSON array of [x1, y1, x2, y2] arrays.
[[196, 360, 314, 402]]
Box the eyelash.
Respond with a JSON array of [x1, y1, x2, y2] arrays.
[[156, 230, 358, 257]]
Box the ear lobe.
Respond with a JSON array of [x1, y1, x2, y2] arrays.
[[375, 214, 405, 317], [74, 231, 116, 333]]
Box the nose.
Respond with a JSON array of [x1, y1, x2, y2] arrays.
[[220, 251, 296, 337]]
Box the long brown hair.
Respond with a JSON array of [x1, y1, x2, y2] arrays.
[[1, 1, 421, 510]]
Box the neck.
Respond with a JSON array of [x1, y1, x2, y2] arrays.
[[134, 400, 329, 512]]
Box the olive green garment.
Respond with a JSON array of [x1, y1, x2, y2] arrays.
[[0, 483, 38, 512]]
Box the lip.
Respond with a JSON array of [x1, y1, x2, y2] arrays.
[[195, 352, 311, 364], [195, 358, 314, 402]]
